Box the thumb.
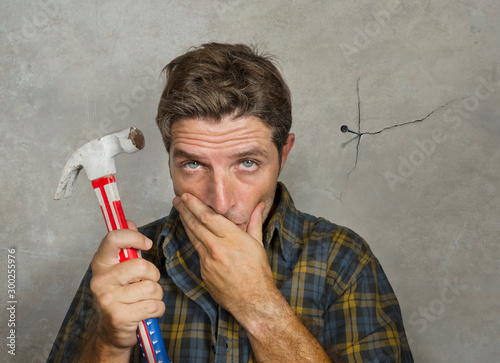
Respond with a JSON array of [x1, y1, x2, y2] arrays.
[[247, 201, 265, 244], [126, 220, 138, 231]]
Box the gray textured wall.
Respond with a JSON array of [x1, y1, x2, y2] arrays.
[[1, 1, 499, 361]]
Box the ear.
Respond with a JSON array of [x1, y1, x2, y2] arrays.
[[280, 133, 295, 172]]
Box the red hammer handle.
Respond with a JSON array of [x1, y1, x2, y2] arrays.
[[91, 176, 170, 363], [92, 176, 138, 261]]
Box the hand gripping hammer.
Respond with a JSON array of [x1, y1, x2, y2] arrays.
[[54, 127, 170, 363]]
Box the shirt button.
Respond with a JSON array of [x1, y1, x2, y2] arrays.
[[225, 342, 229, 352], [211, 344, 216, 354]]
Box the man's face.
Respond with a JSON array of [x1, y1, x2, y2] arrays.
[[169, 115, 294, 232]]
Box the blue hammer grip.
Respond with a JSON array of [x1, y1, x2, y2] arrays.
[[137, 317, 171, 363]]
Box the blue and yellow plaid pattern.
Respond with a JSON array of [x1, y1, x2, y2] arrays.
[[48, 183, 413, 362]]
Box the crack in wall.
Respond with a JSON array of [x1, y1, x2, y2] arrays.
[[362, 98, 465, 136], [338, 78, 467, 200], [341, 78, 362, 196]]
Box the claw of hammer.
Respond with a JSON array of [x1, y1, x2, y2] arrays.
[[54, 127, 144, 199]]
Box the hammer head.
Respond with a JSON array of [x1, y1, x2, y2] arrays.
[[54, 127, 145, 199]]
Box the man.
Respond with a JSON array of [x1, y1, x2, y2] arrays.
[[49, 43, 413, 362]]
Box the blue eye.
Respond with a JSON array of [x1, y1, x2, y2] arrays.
[[241, 160, 255, 168], [186, 161, 200, 169]]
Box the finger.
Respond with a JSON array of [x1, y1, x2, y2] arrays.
[[91, 258, 161, 296], [175, 193, 232, 237], [247, 201, 265, 244], [131, 299, 166, 321], [93, 229, 153, 268], [120, 299, 166, 324], [125, 220, 145, 257], [101, 298, 166, 331], [118, 280, 164, 305], [96, 280, 163, 316], [175, 203, 210, 256], [173, 194, 225, 242], [127, 220, 138, 231]]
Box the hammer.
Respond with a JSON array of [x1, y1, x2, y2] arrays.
[[55, 127, 170, 363]]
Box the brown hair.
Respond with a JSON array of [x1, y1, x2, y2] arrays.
[[156, 43, 292, 157]]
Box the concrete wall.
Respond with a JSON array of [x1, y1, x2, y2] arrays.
[[1, 1, 499, 361]]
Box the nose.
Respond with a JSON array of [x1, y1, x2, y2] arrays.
[[207, 170, 236, 216]]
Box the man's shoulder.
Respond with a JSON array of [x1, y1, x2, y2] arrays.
[[277, 183, 374, 267], [296, 210, 375, 272], [298, 210, 368, 247], [285, 208, 384, 301]]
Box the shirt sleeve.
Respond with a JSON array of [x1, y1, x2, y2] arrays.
[[47, 265, 98, 362], [324, 257, 414, 363]]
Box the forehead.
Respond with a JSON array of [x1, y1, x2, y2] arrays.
[[170, 115, 275, 154]]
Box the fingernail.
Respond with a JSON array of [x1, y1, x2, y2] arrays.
[[146, 238, 153, 249], [172, 196, 180, 207], [181, 193, 188, 202]]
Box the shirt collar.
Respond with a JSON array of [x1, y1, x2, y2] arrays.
[[159, 182, 300, 262], [263, 182, 300, 262], [159, 208, 188, 262]]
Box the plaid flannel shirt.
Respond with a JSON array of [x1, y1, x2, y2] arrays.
[[48, 182, 413, 362]]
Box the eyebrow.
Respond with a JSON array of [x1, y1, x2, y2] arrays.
[[233, 148, 270, 159], [172, 149, 201, 160], [171, 147, 270, 160]]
